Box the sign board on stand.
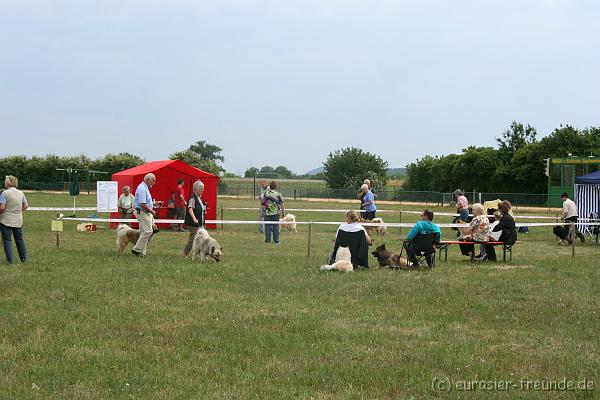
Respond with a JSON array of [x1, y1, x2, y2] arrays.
[[97, 181, 119, 212]]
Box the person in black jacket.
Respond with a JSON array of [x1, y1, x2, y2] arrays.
[[182, 180, 206, 258], [492, 200, 517, 246], [329, 210, 373, 268]]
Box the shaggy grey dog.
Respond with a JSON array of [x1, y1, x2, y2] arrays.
[[191, 228, 223, 262]]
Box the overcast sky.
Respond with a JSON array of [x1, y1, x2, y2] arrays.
[[1, 0, 598, 175]]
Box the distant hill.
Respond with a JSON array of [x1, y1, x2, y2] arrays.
[[387, 167, 407, 176], [304, 167, 406, 176], [305, 167, 325, 176]]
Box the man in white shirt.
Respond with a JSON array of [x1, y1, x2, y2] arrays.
[[561, 192, 585, 243], [132, 173, 157, 256]]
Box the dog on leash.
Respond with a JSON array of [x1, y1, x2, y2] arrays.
[[116, 224, 160, 255], [553, 225, 570, 245], [320, 246, 353, 272], [191, 228, 223, 262], [280, 213, 298, 233], [370, 244, 411, 269]]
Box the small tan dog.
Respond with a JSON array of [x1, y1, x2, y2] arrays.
[[191, 228, 223, 262], [116, 224, 159, 255], [371, 217, 388, 236], [320, 246, 353, 272], [359, 217, 387, 236], [280, 213, 298, 233], [456, 220, 470, 239]]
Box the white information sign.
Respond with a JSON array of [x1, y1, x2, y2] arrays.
[[97, 181, 119, 212]]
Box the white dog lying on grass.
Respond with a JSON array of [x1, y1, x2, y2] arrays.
[[320, 246, 353, 273]]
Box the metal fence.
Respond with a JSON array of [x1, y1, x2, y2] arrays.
[[19, 182, 97, 193], [19, 181, 561, 208], [218, 184, 561, 208]]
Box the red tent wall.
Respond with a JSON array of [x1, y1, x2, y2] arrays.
[[111, 160, 220, 229]]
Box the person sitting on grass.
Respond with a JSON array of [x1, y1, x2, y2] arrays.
[[403, 209, 441, 267]]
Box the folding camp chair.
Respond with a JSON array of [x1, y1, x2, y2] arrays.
[[590, 212, 600, 243], [401, 233, 437, 270]]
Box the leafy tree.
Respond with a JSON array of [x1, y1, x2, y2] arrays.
[[91, 153, 145, 176], [169, 150, 221, 175], [274, 166, 293, 178], [403, 156, 436, 191], [323, 147, 388, 189], [259, 166, 275, 175], [458, 146, 498, 192], [244, 167, 259, 178], [496, 121, 537, 161], [188, 140, 224, 163]]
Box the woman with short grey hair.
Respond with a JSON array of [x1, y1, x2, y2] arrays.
[[182, 180, 206, 257], [118, 185, 135, 224], [0, 175, 29, 264], [458, 202, 496, 261]]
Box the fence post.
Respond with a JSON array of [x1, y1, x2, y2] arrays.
[[220, 205, 224, 231], [399, 210, 403, 237], [294, 188, 297, 200], [307, 222, 313, 257], [571, 222, 576, 258]]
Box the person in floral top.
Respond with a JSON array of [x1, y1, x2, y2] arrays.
[[458, 203, 497, 261]]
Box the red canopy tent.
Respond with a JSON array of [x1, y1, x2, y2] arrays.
[[111, 160, 220, 229]]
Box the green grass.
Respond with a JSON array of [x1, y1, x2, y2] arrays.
[[1, 193, 599, 399]]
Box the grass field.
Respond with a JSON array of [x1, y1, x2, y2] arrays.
[[1, 193, 599, 399]]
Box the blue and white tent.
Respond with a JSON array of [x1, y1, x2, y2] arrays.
[[575, 171, 600, 235]]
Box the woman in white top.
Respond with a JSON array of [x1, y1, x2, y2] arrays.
[[0, 175, 29, 264], [329, 210, 373, 267], [118, 186, 135, 224]]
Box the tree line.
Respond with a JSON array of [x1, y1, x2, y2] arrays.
[[0, 153, 145, 183], [403, 122, 600, 194], [0, 140, 227, 183]]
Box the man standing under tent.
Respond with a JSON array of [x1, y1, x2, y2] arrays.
[[172, 178, 187, 231], [132, 173, 157, 257]]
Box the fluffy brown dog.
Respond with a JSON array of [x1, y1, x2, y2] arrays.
[[370, 244, 411, 269], [116, 224, 160, 255]]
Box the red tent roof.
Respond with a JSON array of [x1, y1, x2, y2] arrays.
[[113, 160, 218, 178]]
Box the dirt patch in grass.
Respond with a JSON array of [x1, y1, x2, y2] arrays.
[[494, 264, 533, 270]]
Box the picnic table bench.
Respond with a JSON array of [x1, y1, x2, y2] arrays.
[[437, 241, 519, 262]]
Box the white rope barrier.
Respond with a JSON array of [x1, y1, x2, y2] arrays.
[[26, 206, 567, 220], [222, 207, 563, 220], [56, 216, 598, 229], [28, 207, 98, 211]]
